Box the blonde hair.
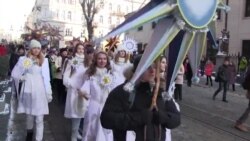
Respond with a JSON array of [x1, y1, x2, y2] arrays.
[[26, 49, 44, 66]]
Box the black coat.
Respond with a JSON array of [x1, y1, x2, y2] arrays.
[[244, 67, 250, 90], [101, 82, 181, 141], [217, 64, 229, 82]]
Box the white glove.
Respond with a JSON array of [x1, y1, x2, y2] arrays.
[[47, 94, 53, 103], [46, 88, 53, 103], [20, 74, 27, 82]]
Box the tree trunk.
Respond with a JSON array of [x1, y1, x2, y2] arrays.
[[87, 23, 93, 41]]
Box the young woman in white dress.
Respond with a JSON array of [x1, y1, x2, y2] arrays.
[[111, 46, 132, 83], [63, 44, 95, 141], [80, 51, 123, 141], [11, 39, 52, 141]]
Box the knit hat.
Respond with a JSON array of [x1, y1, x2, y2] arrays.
[[29, 39, 41, 49]]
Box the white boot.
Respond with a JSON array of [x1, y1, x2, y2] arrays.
[[71, 118, 81, 141], [35, 116, 44, 141]]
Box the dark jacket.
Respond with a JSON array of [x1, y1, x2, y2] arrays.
[[9, 53, 23, 75], [101, 82, 181, 141], [184, 62, 193, 80], [217, 64, 229, 82], [244, 67, 250, 90]]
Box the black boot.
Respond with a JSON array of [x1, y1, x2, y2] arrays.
[[26, 130, 33, 141]]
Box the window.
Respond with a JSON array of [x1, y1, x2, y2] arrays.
[[100, 0, 104, 8], [62, 10, 66, 20], [126, 6, 129, 13], [242, 40, 250, 59], [109, 3, 112, 11], [108, 16, 112, 24], [116, 17, 120, 25], [216, 9, 221, 20], [117, 5, 121, 12], [68, 0, 72, 4], [152, 21, 156, 29], [138, 26, 143, 31], [68, 11, 72, 20], [80, 32, 84, 37], [245, 0, 250, 17], [65, 28, 72, 36], [56, 10, 59, 19], [99, 15, 103, 23]]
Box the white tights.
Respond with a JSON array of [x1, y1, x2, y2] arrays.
[[26, 115, 44, 141]]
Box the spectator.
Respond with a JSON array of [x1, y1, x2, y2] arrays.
[[184, 58, 193, 87], [227, 61, 237, 91], [213, 57, 230, 103], [174, 64, 185, 101], [205, 58, 214, 87], [8, 45, 25, 75]]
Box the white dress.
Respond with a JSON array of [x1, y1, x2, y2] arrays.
[[11, 56, 51, 116], [110, 58, 132, 82], [81, 68, 123, 141], [63, 55, 88, 118]]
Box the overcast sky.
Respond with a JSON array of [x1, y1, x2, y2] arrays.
[[0, 0, 36, 31]]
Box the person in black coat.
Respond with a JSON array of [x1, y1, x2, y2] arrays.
[[100, 56, 181, 141], [213, 57, 230, 102], [8, 45, 25, 75], [183, 58, 193, 87]]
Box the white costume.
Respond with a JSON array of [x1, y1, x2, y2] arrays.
[[111, 58, 132, 82], [63, 54, 88, 141], [11, 54, 52, 141], [63, 54, 88, 118], [80, 68, 123, 141], [11, 56, 51, 115]]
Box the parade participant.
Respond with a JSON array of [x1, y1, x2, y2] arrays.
[[63, 43, 94, 141], [213, 57, 230, 102], [235, 65, 250, 132], [205, 58, 214, 87], [11, 39, 52, 141], [111, 44, 132, 83], [101, 55, 180, 141], [54, 48, 68, 103], [80, 51, 123, 141]]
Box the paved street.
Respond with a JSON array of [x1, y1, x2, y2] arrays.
[[1, 78, 250, 141]]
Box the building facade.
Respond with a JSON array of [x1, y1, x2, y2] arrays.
[[26, 0, 147, 47]]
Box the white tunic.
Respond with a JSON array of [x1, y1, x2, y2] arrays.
[[11, 56, 51, 116], [110, 59, 132, 82], [63, 55, 88, 118], [81, 68, 123, 141]]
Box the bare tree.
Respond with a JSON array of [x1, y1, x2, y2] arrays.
[[80, 0, 97, 40]]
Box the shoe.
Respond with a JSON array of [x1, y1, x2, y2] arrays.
[[235, 124, 248, 132], [222, 100, 228, 103], [26, 130, 33, 141]]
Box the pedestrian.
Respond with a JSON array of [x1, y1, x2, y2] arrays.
[[174, 64, 185, 101], [111, 45, 133, 83], [239, 56, 248, 75], [213, 57, 230, 102], [227, 61, 237, 91], [200, 56, 206, 76], [205, 58, 214, 87], [184, 58, 193, 87], [100, 55, 181, 141], [11, 39, 52, 141], [63, 43, 94, 141], [234, 65, 250, 132], [80, 51, 123, 141]]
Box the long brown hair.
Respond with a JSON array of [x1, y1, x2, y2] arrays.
[[26, 49, 44, 66], [86, 51, 111, 77], [114, 50, 130, 63]]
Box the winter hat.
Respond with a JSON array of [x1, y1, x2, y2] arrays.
[[132, 55, 142, 72], [29, 39, 41, 49]]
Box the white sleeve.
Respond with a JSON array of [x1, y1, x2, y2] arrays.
[[79, 77, 91, 98], [42, 58, 52, 95], [11, 56, 25, 81], [63, 61, 72, 88]]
